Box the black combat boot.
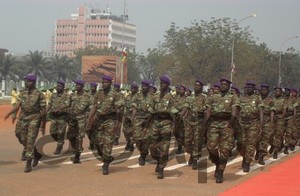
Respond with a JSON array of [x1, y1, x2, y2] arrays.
[[290, 145, 295, 151], [73, 153, 81, 164], [214, 164, 220, 178], [243, 162, 250, 172], [258, 156, 265, 165], [283, 146, 289, 154], [138, 155, 146, 166], [128, 144, 134, 152], [124, 142, 130, 150], [157, 168, 164, 179], [273, 149, 278, 159], [33, 148, 42, 167], [192, 160, 198, 170], [21, 150, 26, 161], [113, 138, 119, 145], [24, 159, 32, 173], [176, 145, 183, 154], [54, 145, 63, 155], [215, 170, 224, 183], [269, 146, 274, 154], [188, 155, 193, 165], [102, 163, 109, 175], [155, 161, 160, 173], [254, 152, 259, 160]]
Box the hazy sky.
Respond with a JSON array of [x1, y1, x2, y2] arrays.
[[1, 0, 300, 55]]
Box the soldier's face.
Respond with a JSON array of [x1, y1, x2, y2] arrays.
[[102, 80, 111, 90], [160, 81, 169, 91], [246, 85, 255, 95], [291, 91, 297, 97], [56, 83, 64, 93], [213, 87, 220, 94], [25, 79, 35, 89], [90, 85, 97, 93], [141, 84, 149, 93], [131, 87, 138, 94], [260, 87, 269, 96], [179, 87, 185, 95], [194, 82, 202, 93], [76, 84, 83, 92], [274, 89, 282, 97], [220, 82, 229, 93]]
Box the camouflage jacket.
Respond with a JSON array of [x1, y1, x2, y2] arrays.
[[69, 92, 92, 116], [239, 94, 264, 120], [285, 97, 297, 118], [261, 96, 275, 122], [19, 88, 46, 117], [131, 91, 153, 118], [273, 97, 286, 117], [185, 93, 206, 122], [48, 92, 70, 115]]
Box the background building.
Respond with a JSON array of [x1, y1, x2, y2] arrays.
[[54, 5, 136, 57]]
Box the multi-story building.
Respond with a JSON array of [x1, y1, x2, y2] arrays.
[[54, 5, 136, 57]]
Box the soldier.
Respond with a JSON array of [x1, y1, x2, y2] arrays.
[[5, 74, 46, 173], [131, 79, 153, 165], [47, 80, 70, 155], [113, 83, 123, 145], [186, 88, 192, 97], [149, 83, 157, 94], [212, 83, 220, 94], [184, 79, 206, 170], [86, 82, 98, 150], [231, 85, 241, 96], [255, 84, 275, 165], [173, 84, 188, 154], [123, 82, 139, 151], [67, 79, 92, 164], [87, 75, 123, 175], [204, 78, 239, 183], [149, 75, 177, 179], [269, 87, 286, 159], [237, 81, 264, 172], [283, 88, 297, 154]]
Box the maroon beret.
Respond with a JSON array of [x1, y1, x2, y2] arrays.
[[24, 74, 37, 81], [90, 82, 98, 87], [57, 80, 65, 86], [102, 75, 113, 81], [74, 79, 85, 85], [160, 75, 171, 84], [219, 78, 232, 84]]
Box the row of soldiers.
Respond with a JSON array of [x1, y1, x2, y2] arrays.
[[5, 73, 300, 184]]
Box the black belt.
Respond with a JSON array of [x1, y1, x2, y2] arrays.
[[97, 113, 117, 121], [153, 113, 171, 120]]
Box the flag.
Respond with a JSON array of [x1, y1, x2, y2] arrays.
[[121, 47, 127, 62]]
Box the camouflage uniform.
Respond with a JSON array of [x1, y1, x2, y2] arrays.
[[67, 92, 91, 155], [173, 94, 188, 152], [18, 88, 46, 160], [149, 85, 177, 177], [237, 94, 263, 168], [123, 91, 137, 150], [184, 93, 206, 164], [271, 95, 286, 157], [48, 91, 70, 152], [86, 91, 98, 149], [93, 88, 123, 165], [114, 90, 125, 144], [283, 96, 297, 152], [205, 91, 239, 175], [132, 91, 153, 163]]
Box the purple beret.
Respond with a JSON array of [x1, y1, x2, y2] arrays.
[[57, 80, 65, 86], [141, 79, 151, 86], [74, 79, 85, 85], [284, 87, 291, 91], [131, 82, 139, 88], [160, 75, 171, 84], [195, 79, 203, 85], [260, 83, 269, 88], [213, 83, 220, 88], [246, 81, 256, 86], [24, 74, 37, 81], [90, 82, 98, 87], [291, 88, 298, 92], [231, 85, 240, 93], [114, 83, 121, 88], [219, 78, 232, 84], [274, 86, 282, 90], [149, 84, 157, 90], [102, 75, 113, 81], [180, 85, 186, 90]]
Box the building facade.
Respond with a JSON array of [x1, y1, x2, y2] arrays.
[[54, 5, 136, 57]]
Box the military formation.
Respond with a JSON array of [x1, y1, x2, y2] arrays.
[[5, 73, 300, 183]]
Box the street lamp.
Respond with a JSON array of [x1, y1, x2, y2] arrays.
[[278, 35, 299, 86], [230, 13, 256, 83]]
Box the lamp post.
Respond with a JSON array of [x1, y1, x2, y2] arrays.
[[230, 13, 256, 83], [278, 35, 299, 86]]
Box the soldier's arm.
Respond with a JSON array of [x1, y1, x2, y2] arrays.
[[230, 106, 239, 127], [259, 106, 264, 128], [4, 102, 21, 121]]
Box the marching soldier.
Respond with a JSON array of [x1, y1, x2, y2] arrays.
[[67, 79, 92, 164], [204, 78, 239, 183], [113, 83, 123, 145], [47, 80, 70, 155], [86, 82, 98, 150]]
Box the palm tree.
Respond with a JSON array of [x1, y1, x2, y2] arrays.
[[22, 50, 50, 81], [0, 53, 18, 81]]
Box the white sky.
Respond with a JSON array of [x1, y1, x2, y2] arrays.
[[1, 0, 300, 55]]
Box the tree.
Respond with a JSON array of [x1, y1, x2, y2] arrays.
[[0, 53, 18, 81]]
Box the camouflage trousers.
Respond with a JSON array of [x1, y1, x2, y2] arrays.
[[115, 114, 123, 139], [86, 119, 98, 146], [173, 116, 185, 147], [95, 118, 116, 164], [67, 115, 87, 153], [17, 115, 41, 160], [295, 118, 300, 145], [284, 118, 298, 147], [256, 121, 273, 157], [207, 121, 234, 170], [123, 116, 133, 144], [237, 120, 259, 163], [184, 119, 205, 160], [271, 118, 286, 149], [133, 117, 151, 156], [50, 117, 67, 147], [149, 119, 172, 169]]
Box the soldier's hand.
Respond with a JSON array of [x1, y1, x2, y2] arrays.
[[11, 116, 17, 124]]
